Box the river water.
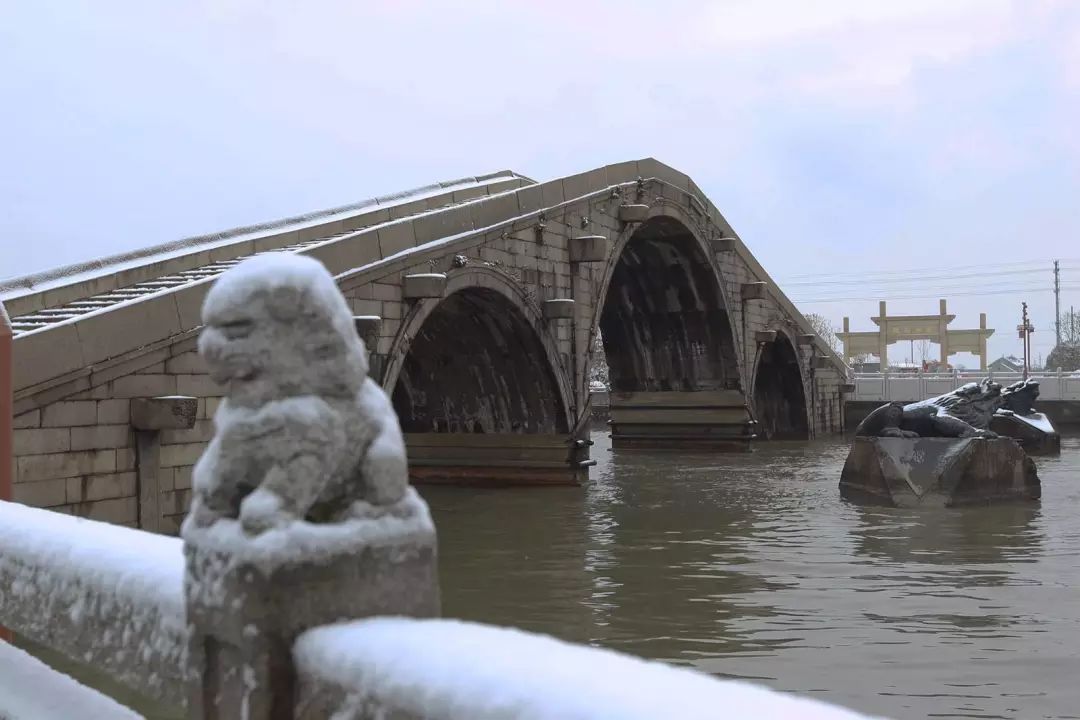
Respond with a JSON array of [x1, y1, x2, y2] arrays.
[[424, 429, 1080, 720], [15, 431, 1079, 719]]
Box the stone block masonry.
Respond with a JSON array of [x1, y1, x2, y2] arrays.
[[11, 346, 221, 532]]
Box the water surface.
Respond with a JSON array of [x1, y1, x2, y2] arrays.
[[425, 430, 1080, 720]]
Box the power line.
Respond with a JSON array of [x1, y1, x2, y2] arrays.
[[778, 257, 1080, 281], [794, 283, 1080, 303], [782, 267, 1050, 287]]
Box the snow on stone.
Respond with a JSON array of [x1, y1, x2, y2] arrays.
[[181, 488, 434, 575], [0, 501, 187, 701], [294, 617, 884, 720], [0, 172, 512, 295], [335, 200, 542, 282], [0, 641, 143, 720], [1014, 412, 1056, 434], [200, 252, 356, 340]]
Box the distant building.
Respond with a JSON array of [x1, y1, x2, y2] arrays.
[[988, 355, 1023, 373]]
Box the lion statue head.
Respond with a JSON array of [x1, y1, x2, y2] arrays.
[[1001, 378, 1040, 416], [198, 253, 369, 409]]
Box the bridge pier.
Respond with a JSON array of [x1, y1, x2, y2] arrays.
[[404, 433, 592, 486], [608, 390, 756, 451]]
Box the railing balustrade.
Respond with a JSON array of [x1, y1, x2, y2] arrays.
[[848, 370, 1080, 403]]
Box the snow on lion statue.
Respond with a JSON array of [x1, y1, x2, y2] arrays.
[[182, 252, 409, 535]]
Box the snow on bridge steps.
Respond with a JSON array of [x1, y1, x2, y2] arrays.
[[0, 498, 882, 719]]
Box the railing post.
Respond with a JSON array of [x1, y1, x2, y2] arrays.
[[1, 302, 12, 642], [180, 253, 440, 718]]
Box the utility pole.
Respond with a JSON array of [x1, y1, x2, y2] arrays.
[[1054, 260, 1061, 348], [1018, 302, 1034, 379]]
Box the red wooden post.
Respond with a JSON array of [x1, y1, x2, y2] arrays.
[[0, 302, 12, 642]]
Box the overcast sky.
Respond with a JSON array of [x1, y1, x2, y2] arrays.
[[3, 0, 1078, 363]]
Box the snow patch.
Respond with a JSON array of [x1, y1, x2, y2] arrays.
[[182, 488, 433, 575], [0, 642, 143, 720], [295, 617, 883, 720], [1011, 411, 1057, 434]]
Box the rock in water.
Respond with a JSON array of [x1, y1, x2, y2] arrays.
[[839, 436, 1040, 507], [992, 379, 1062, 455], [989, 411, 1061, 455]]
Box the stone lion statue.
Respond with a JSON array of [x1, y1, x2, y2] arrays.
[[855, 379, 1003, 439], [1000, 378, 1040, 416], [182, 253, 409, 535]]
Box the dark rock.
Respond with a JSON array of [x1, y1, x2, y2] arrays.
[[989, 412, 1061, 456], [840, 436, 1040, 507]]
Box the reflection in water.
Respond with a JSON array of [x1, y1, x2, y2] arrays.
[[428, 430, 1080, 720]]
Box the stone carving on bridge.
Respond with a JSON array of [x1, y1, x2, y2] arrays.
[[180, 253, 439, 718], [184, 253, 411, 535]]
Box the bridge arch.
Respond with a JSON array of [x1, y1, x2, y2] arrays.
[[383, 267, 573, 435], [750, 328, 809, 440], [588, 208, 742, 394]]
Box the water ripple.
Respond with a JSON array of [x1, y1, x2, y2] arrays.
[[424, 431, 1080, 720]]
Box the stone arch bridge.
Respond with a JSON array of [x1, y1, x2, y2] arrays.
[[2, 159, 849, 531]]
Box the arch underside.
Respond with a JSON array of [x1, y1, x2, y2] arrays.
[[598, 216, 751, 450], [599, 216, 740, 393], [392, 288, 579, 485], [753, 337, 809, 440], [392, 289, 567, 434]]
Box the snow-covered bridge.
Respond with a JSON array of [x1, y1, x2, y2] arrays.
[[1, 159, 848, 532]]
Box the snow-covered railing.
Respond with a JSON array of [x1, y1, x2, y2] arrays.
[[849, 371, 1080, 403], [0, 499, 878, 720], [293, 618, 879, 720], [0, 640, 142, 720], [0, 501, 189, 706]]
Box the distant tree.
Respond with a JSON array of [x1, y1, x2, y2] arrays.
[[1046, 343, 1080, 372], [1059, 308, 1080, 345], [916, 339, 932, 365], [804, 313, 841, 354]]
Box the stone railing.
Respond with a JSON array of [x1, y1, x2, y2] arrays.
[[0, 498, 879, 719], [849, 371, 1080, 403], [0, 500, 189, 706]]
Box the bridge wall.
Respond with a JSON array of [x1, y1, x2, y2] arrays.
[[11, 340, 220, 532], [7, 159, 848, 528], [340, 178, 846, 445]]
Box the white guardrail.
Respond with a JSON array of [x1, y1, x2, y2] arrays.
[[850, 371, 1080, 403]]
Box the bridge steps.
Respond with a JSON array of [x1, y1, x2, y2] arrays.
[[404, 433, 590, 486], [608, 390, 756, 451]]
